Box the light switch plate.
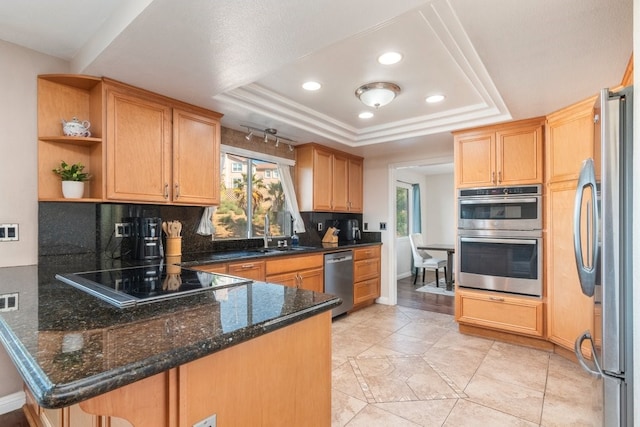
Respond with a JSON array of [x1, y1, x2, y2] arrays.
[[0, 224, 18, 241]]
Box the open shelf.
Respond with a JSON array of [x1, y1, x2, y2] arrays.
[[39, 136, 102, 146]]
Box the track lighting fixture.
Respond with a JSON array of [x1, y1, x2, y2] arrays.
[[242, 125, 297, 150]]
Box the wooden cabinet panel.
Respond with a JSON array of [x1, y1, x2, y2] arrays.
[[332, 153, 349, 211], [354, 257, 380, 282], [455, 289, 543, 337], [265, 254, 323, 275], [105, 85, 172, 202], [496, 124, 543, 186], [295, 143, 364, 212], [193, 263, 227, 274], [228, 260, 266, 281], [311, 148, 333, 211], [267, 254, 324, 292], [454, 118, 544, 188], [545, 96, 596, 183], [354, 277, 380, 305], [347, 157, 364, 212], [172, 108, 220, 205], [455, 132, 495, 187], [545, 182, 594, 351], [353, 245, 380, 261]]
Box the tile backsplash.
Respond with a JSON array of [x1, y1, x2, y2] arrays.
[[38, 202, 380, 261]]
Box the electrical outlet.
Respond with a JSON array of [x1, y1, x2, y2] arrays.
[[317, 222, 323, 232], [193, 414, 216, 427], [363, 222, 368, 231], [114, 222, 132, 237], [0, 293, 19, 312], [379, 222, 387, 230], [0, 224, 18, 241]]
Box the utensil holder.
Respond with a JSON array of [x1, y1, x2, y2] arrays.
[[166, 237, 182, 257], [166, 255, 182, 274]]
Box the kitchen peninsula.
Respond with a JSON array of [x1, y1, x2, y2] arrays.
[[0, 258, 340, 427]]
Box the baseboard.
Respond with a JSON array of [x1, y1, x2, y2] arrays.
[[397, 272, 412, 280], [0, 391, 26, 415], [375, 296, 391, 305]]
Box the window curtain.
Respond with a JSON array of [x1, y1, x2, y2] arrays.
[[278, 164, 306, 233], [196, 151, 226, 238], [412, 183, 421, 233]]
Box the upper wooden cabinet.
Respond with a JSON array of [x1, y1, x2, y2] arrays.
[[454, 117, 545, 188], [38, 74, 222, 205], [295, 143, 363, 212], [545, 96, 597, 184]]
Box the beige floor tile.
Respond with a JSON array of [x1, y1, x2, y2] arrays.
[[464, 372, 544, 423], [331, 389, 367, 427], [332, 360, 368, 401], [373, 400, 457, 427], [475, 341, 550, 392], [343, 404, 421, 426], [332, 334, 373, 369], [395, 321, 450, 344], [376, 331, 437, 355], [444, 399, 538, 427], [335, 323, 395, 346], [540, 392, 602, 427]]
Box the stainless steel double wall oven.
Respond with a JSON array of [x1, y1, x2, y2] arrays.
[[457, 185, 543, 297]]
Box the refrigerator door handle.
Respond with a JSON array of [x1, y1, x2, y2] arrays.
[[574, 330, 602, 378], [573, 158, 599, 297]]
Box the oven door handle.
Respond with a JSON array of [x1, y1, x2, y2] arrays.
[[460, 237, 537, 245], [459, 197, 538, 205]]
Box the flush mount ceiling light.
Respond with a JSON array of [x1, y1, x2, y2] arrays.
[[355, 82, 401, 109], [377, 52, 403, 65], [302, 81, 322, 91], [426, 94, 445, 103]]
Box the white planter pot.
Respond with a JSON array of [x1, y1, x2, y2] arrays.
[[61, 181, 85, 199]]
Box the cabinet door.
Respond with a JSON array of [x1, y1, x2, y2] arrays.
[[193, 263, 227, 274], [545, 97, 595, 183], [106, 88, 172, 202], [172, 109, 220, 205], [354, 277, 380, 304], [546, 181, 594, 350], [299, 267, 324, 292], [496, 124, 543, 185], [347, 157, 363, 212], [267, 271, 299, 287], [312, 148, 333, 211], [331, 153, 349, 212], [228, 261, 266, 281], [454, 132, 495, 188]]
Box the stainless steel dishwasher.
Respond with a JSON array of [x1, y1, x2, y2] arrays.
[[324, 250, 354, 317]]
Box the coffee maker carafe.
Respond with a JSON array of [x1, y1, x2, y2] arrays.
[[338, 219, 361, 242], [130, 217, 163, 260]]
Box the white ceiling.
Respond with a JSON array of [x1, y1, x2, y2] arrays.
[[0, 0, 633, 162]]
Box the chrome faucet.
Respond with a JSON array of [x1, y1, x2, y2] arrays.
[[264, 213, 271, 248]]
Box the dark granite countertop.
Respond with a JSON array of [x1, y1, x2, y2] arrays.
[[0, 251, 346, 408]]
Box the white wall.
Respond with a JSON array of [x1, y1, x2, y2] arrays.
[[0, 40, 68, 404], [0, 40, 68, 268], [362, 138, 454, 305]]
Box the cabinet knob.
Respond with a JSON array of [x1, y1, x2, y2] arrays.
[[498, 171, 502, 183], [175, 183, 180, 198], [164, 183, 169, 199], [491, 171, 496, 184]]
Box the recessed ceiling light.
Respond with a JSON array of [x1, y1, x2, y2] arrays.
[[426, 94, 445, 103], [302, 81, 321, 91], [378, 52, 403, 65], [359, 112, 374, 119]]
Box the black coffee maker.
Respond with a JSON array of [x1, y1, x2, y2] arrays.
[[127, 217, 163, 260], [337, 219, 361, 243]]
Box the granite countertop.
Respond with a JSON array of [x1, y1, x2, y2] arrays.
[[0, 248, 347, 408]]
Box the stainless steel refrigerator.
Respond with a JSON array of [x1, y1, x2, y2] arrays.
[[573, 86, 633, 426]]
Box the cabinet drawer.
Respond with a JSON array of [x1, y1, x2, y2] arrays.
[[353, 245, 380, 261], [266, 254, 323, 275], [354, 257, 380, 282], [456, 290, 543, 337], [354, 278, 380, 304], [193, 263, 227, 274], [228, 260, 265, 281]]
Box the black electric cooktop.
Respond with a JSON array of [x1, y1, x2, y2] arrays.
[[55, 264, 252, 308]]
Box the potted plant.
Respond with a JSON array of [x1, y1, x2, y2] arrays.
[[52, 161, 91, 199]]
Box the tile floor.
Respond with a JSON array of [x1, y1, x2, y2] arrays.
[[331, 304, 603, 426]]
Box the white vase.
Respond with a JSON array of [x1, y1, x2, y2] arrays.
[[61, 181, 85, 199]]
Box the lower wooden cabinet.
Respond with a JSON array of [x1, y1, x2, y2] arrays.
[[227, 260, 265, 281], [266, 254, 324, 292], [352, 246, 381, 309], [455, 288, 544, 338]]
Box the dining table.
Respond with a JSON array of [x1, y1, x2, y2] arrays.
[[417, 243, 455, 291]]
